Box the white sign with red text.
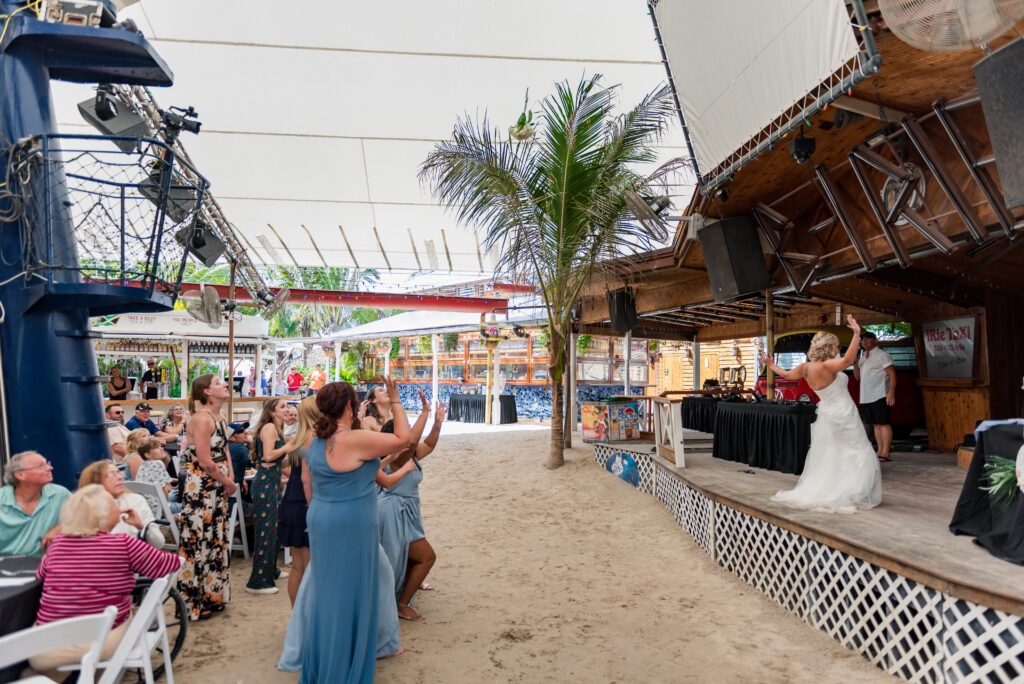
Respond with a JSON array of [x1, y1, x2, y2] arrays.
[[921, 317, 975, 379]]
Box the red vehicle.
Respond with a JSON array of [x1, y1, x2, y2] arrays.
[[754, 327, 925, 436]]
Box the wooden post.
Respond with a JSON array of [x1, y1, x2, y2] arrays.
[[692, 335, 701, 390], [485, 347, 494, 424], [624, 331, 632, 395], [227, 262, 237, 419], [765, 289, 775, 398]]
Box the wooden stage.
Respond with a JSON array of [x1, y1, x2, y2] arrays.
[[592, 440, 1024, 683], [640, 444, 1022, 617]]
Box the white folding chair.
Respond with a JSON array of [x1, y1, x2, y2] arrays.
[[226, 486, 249, 559], [58, 577, 173, 684], [0, 605, 117, 684], [124, 481, 180, 550], [171, 454, 181, 475]]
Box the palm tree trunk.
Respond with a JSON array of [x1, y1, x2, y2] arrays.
[[548, 377, 565, 469]]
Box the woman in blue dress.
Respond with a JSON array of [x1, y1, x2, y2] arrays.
[[378, 401, 447, 621], [301, 378, 411, 684]]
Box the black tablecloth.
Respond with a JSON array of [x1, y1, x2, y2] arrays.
[[949, 423, 1024, 565], [681, 397, 718, 433], [712, 402, 817, 474], [448, 394, 517, 424], [0, 555, 42, 683]]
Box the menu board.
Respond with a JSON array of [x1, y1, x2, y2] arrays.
[[920, 317, 975, 379]]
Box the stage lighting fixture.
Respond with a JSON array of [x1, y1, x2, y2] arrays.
[[78, 86, 148, 153], [94, 84, 118, 121], [646, 195, 671, 215], [789, 130, 815, 164], [714, 187, 729, 202], [173, 220, 226, 267]]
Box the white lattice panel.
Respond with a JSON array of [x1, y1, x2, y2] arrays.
[[942, 598, 1024, 683], [593, 445, 611, 468], [804, 539, 944, 682], [715, 505, 809, 618], [682, 485, 715, 556], [636, 451, 655, 495], [655, 466, 686, 528]]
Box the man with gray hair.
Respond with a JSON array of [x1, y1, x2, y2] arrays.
[[0, 451, 70, 555]]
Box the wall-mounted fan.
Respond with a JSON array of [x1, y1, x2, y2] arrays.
[[623, 190, 671, 242], [257, 287, 290, 319], [183, 284, 239, 329], [879, 0, 1024, 52]]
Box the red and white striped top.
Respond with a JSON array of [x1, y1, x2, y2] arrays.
[[36, 532, 182, 627]]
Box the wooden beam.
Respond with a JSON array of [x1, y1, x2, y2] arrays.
[[338, 225, 360, 269], [900, 209, 956, 255], [752, 210, 800, 290], [808, 216, 836, 235], [407, 229, 423, 271], [440, 229, 454, 271], [300, 224, 329, 269], [372, 226, 392, 271], [850, 145, 910, 181], [901, 117, 988, 243], [848, 155, 911, 267], [267, 223, 301, 269], [932, 103, 1014, 238], [814, 165, 877, 271], [833, 95, 908, 124]]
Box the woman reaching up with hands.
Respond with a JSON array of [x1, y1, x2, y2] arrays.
[[302, 377, 413, 683], [761, 314, 882, 513]]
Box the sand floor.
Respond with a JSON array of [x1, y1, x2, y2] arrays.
[[172, 426, 893, 683]]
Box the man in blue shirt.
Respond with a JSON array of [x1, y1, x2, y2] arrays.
[[0, 451, 70, 555], [226, 422, 253, 518], [125, 402, 174, 445]]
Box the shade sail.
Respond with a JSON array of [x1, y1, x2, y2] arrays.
[[51, 1, 694, 275], [653, 0, 859, 179]]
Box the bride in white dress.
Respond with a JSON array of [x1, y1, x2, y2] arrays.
[[760, 315, 881, 514]]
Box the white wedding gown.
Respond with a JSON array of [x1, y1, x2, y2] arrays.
[[771, 372, 881, 513]]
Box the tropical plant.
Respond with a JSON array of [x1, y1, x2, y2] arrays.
[[421, 74, 680, 468], [415, 336, 432, 355], [389, 337, 401, 360], [441, 332, 460, 353], [576, 334, 594, 356]]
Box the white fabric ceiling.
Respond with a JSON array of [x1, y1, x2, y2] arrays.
[[653, 0, 858, 176], [51, 0, 693, 275]]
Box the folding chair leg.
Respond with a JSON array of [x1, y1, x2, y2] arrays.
[[161, 630, 174, 684]]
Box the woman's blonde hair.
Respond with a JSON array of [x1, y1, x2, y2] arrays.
[[289, 396, 322, 468], [125, 428, 151, 455], [61, 484, 114, 537], [807, 331, 840, 363], [78, 460, 115, 489]]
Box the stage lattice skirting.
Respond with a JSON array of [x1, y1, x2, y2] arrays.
[[592, 444, 1024, 684]]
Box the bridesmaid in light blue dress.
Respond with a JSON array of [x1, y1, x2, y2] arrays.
[[298, 379, 411, 684], [378, 403, 446, 621]]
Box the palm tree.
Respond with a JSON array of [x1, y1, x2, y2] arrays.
[[420, 75, 680, 469]]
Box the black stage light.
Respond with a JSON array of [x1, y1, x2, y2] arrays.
[[789, 131, 816, 164], [94, 84, 118, 121], [714, 187, 729, 202]]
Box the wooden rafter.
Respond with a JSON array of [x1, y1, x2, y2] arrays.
[[372, 226, 392, 271], [901, 117, 988, 243], [407, 229, 423, 271], [267, 223, 301, 269], [752, 206, 800, 290], [814, 165, 876, 271], [338, 225, 360, 269], [848, 154, 910, 267], [300, 224, 329, 269]]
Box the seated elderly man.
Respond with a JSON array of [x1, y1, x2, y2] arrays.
[[106, 404, 131, 463], [124, 402, 175, 445], [0, 451, 70, 556]]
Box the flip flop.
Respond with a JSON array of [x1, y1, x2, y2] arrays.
[[877, 455, 892, 462], [419, 582, 434, 591]]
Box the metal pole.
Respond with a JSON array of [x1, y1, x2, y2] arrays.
[[692, 335, 701, 390], [766, 290, 775, 398], [254, 341, 261, 397], [567, 332, 577, 441], [431, 333, 439, 417], [624, 331, 632, 395], [485, 347, 494, 425], [227, 262, 236, 419]]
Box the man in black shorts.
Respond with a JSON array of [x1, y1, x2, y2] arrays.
[[853, 331, 896, 461]]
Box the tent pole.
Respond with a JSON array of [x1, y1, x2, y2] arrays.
[[227, 262, 237, 419], [766, 290, 775, 398], [431, 333, 439, 417]]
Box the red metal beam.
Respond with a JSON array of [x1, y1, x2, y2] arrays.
[[178, 283, 507, 313]]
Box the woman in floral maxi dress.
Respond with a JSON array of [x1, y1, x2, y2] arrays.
[[178, 374, 238, 621]]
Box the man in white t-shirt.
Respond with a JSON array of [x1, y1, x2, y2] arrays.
[[853, 331, 897, 462]]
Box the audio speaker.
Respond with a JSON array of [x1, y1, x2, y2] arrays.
[[975, 38, 1024, 209], [606, 288, 638, 333], [174, 222, 226, 267], [698, 216, 771, 302]]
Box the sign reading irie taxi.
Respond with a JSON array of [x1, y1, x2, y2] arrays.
[[921, 317, 975, 379]]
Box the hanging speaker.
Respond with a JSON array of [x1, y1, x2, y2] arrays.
[[975, 38, 1024, 209], [699, 216, 771, 302], [606, 288, 638, 333]]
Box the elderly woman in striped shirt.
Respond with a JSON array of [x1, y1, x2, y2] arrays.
[[28, 484, 181, 674]]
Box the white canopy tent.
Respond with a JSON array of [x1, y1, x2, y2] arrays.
[[51, 1, 694, 275]]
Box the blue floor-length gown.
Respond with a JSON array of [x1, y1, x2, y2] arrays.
[[378, 457, 425, 600], [301, 434, 380, 684]]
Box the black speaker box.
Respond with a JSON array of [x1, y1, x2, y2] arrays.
[[698, 216, 770, 302], [975, 38, 1024, 209], [606, 288, 638, 333]]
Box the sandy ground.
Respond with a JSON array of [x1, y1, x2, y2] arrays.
[[172, 425, 893, 683]]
